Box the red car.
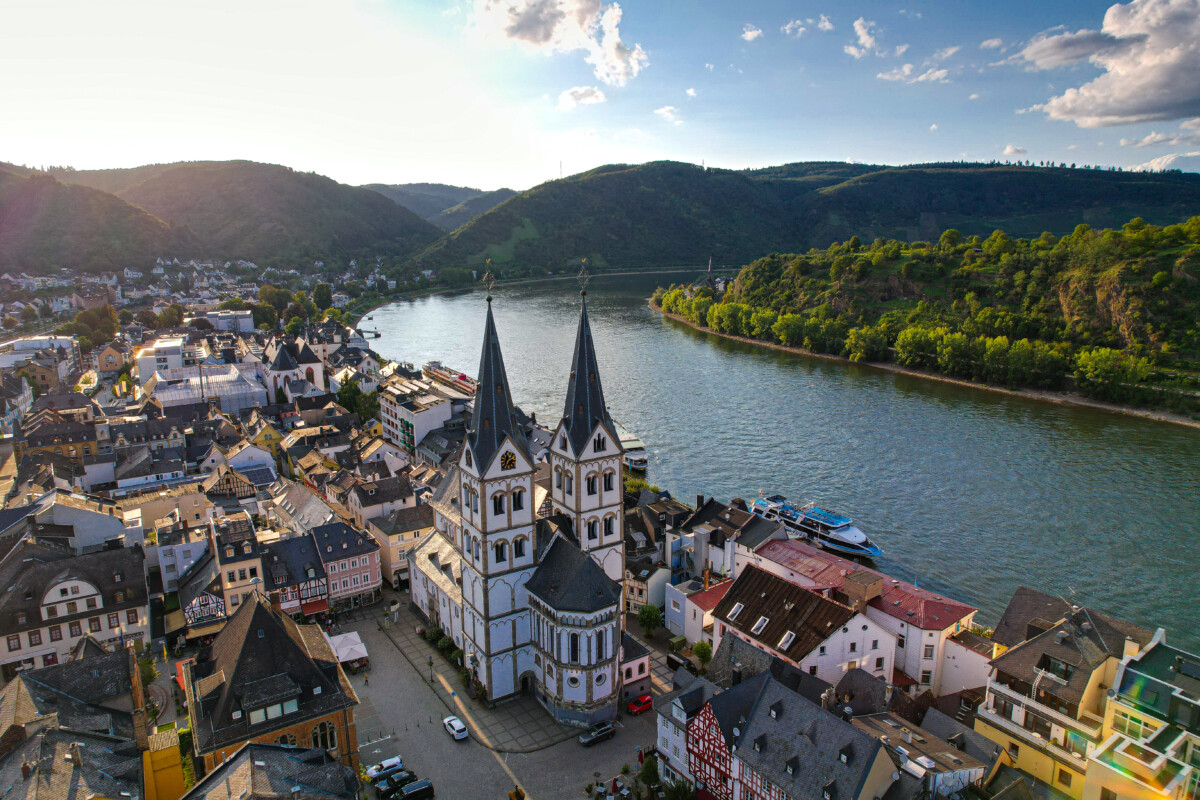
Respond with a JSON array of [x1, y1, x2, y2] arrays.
[[626, 694, 654, 715]]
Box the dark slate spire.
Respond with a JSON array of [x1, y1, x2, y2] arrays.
[[561, 293, 614, 454], [467, 298, 528, 469]]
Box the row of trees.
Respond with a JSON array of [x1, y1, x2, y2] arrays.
[[657, 285, 1167, 406]]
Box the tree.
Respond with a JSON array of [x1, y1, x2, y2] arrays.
[[637, 604, 662, 639], [136, 309, 159, 327], [2, 317, 17, 330], [220, 297, 248, 311], [639, 754, 661, 790], [693, 641, 712, 672], [313, 283, 333, 311], [20, 305, 38, 323], [662, 780, 697, 800], [157, 304, 185, 328], [284, 317, 303, 336], [118, 308, 133, 325], [275, 387, 287, 405], [259, 285, 293, 312]]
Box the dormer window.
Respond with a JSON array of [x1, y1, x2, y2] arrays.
[[728, 602, 745, 621], [226, 547, 234, 558]]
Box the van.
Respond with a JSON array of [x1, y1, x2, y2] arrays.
[[665, 653, 696, 674], [398, 780, 435, 799]]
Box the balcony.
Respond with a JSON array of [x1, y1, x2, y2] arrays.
[[988, 680, 1102, 739], [978, 705, 1093, 767]]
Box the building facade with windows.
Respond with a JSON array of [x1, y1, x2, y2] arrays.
[[312, 522, 382, 610], [409, 294, 626, 726]]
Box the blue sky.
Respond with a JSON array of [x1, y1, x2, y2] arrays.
[[2, 0, 1198, 188]]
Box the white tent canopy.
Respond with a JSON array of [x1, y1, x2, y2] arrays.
[[326, 631, 368, 663]]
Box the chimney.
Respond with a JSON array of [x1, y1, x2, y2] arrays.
[[821, 688, 835, 710], [842, 706, 853, 722], [703, 569, 710, 590], [731, 666, 742, 687], [696, 494, 704, 509], [20, 762, 31, 780], [900, 727, 913, 744], [69, 743, 82, 766], [885, 685, 894, 705]]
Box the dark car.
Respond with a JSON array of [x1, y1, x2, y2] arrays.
[[370, 765, 409, 787], [397, 779, 435, 799], [578, 721, 615, 747], [377, 771, 419, 799], [626, 694, 654, 715], [665, 653, 697, 674]]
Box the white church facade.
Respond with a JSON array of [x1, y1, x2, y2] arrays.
[[410, 291, 627, 726]]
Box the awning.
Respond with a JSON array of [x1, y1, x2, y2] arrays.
[[326, 631, 368, 663], [186, 621, 226, 639], [892, 667, 919, 687], [164, 610, 187, 634], [175, 658, 193, 692], [301, 599, 329, 614]]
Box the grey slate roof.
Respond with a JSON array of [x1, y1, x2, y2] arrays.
[[524, 537, 620, 613], [184, 742, 359, 800], [0, 728, 144, 800], [992, 586, 1071, 647], [919, 708, 1005, 770], [263, 536, 326, 592], [465, 301, 529, 470], [559, 296, 614, 455], [311, 522, 380, 561]]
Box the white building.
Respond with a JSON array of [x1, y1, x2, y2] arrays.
[[410, 294, 626, 727], [378, 376, 463, 455]]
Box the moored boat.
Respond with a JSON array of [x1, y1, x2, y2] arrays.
[[749, 494, 882, 558], [422, 360, 479, 395], [615, 421, 649, 471]]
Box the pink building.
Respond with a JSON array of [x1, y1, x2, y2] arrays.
[[312, 522, 382, 610]]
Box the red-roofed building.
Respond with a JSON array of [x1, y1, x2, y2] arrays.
[[664, 577, 733, 647], [754, 539, 978, 696]]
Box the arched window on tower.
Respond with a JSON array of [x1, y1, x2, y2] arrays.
[[512, 488, 524, 511], [494, 541, 508, 563], [594, 434, 607, 451], [493, 494, 505, 516], [603, 471, 614, 492], [569, 632, 579, 663], [585, 475, 597, 496], [554, 468, 562, 489], [596, 629, 605, 661], [513, 537, 526, 558], [564, 475, 573, 495], [587, 520, 598, 540], [311, 721, 337, 751], [603, 517, 614, 537]]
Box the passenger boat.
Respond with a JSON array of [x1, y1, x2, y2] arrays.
[[749, 494, 883, 558], [615, 422, 649, 471], [422, 360, 479, 395]]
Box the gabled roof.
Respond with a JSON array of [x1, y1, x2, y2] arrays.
[[525, 537, 621, 613], [184, 742, 359, 800], [712, 565, 856, 663], [465, 300, 528, 469], [991, 586, 1072, 647], [559, 295, 614, 454]]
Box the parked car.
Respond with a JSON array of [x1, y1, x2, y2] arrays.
[[442, 715, 469, 741], [397, 779, 435, 799], [366, 757, 404, 780], [665, 653, 697, 675], [626, 694, 654, 715], [578, 721, 615, 747], [376, 771, 418, 799], [370, 765, 409, 787]]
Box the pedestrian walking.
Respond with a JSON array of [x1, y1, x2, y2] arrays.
[[364, 673, 369, 687]]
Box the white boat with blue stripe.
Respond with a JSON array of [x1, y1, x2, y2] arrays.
[[749, 494, 883, 558]]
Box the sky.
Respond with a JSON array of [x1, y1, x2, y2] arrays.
[[2, 0, 1199, 189]]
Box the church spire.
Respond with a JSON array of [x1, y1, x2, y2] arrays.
[[467, 295, 527, 469], [561, 290, 613, 453]]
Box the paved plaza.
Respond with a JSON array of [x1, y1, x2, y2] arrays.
[[339, 588, 668, 799]]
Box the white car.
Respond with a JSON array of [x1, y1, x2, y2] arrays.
[[365, 756, 403, 779], [442, 715, 469, 741]]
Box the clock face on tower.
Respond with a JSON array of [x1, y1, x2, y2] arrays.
[[500, 452, 516, 470]]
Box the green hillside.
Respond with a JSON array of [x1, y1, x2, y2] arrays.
[[57, 161, 441, 265], [362, 182, 482, 221], [657, 217, 1200, 413], [428, 188, 517, 230], [407, 161, 1200, 271], [0, 168, 193, 271]]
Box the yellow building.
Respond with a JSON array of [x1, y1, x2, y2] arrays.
[[247, 412, 283, 457], [1083, 632, 1200, 800], [974, 603, 1155, 799], [143, 729, 187, 800]]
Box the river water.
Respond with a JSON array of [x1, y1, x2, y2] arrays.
[[369, 272, 1200, 648]]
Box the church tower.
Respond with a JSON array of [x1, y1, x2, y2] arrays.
[[549, 292, 625, 583], [456, 296, 537, 700]]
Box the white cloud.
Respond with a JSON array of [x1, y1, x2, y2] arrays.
[[654, 105, 683, 125], [1119, 128, 1200, 147], [969, 92, 981, 100], [1003, 144, 1027, 156], [704, 62, 714, 71], [876, 63, 950, 83], [685, 87, 696, 97], [1184, 117, 1200, 129], [1131, 151, 1200, 171], [980, 37, 1003, 49], [472, 0, 648, 86], [930, 123, 938, 131], [1019, 0, 1200, 126], [557, 85, 606, 110], [1068, 144, 1080, 150], [782, 19, 807, 37], [741, 23, 763, 41], [895, 44, 910, 56], [817, 14, 834, 31], [844, 17, 878, 58], [932, 45, 961, 60]]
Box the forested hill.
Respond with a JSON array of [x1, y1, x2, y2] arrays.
[[363, 182, 516, 230], [656, 217, 1200, 413], [408, 161, 1200, 271], [48, 161, 441, 265], [0, 167, 194, 271]]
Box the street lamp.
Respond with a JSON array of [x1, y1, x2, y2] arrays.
[[427, 656, 433, 683]]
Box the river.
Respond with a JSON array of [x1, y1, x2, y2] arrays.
[[368, 271, 1200, 648]]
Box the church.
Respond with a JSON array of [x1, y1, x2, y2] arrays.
[[410, 290, 630, 726]]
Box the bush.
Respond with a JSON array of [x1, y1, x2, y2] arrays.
[[437, 636, 454, 652]]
